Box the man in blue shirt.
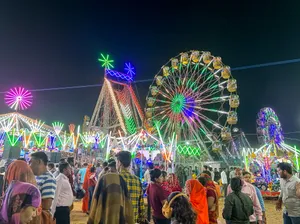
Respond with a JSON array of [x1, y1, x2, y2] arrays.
[[78, 162, 88, 188], [30, 151, 56, 216]]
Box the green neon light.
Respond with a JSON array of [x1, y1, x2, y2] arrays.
[[98, 53, 114, 69], [177, 144, 201, 156], [33, 132, 46, 147], [124, 117, 136, 134], [6, 130, 22, 146], [171, 94, 186, 114]]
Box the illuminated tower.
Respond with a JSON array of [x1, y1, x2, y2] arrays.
[[88, 54, 144, 135]]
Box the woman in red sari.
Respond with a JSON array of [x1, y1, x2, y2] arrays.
[[185, 179, 209, 224], [161, 173, 182, 195], [199, 173, 219, 224], [82, 164, 92, 213]]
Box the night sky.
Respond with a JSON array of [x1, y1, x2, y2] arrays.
[[1, 2, 300, 144]]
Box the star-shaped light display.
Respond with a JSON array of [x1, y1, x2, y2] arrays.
[[98, 53, 114, 69], [124, 62, 135, 76]]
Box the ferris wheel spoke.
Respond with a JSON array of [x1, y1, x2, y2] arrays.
[[198, 113, 224, 129], [199, 107, 229, 115]]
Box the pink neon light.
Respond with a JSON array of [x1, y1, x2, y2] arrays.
[[5, 87, 33, 111]]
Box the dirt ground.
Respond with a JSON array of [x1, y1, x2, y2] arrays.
[[70, 198, 283, 224]]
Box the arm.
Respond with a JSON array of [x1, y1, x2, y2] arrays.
[[51, 177, 62, 215], [41, 178, 56, 212], [207, 197, 215, 210], [138, 181, 145, 222], [251, 186, 263, 221], [255, 186, 265, 211], [296, 182, 300, 198], [222, 196, 233, 220], [227, 184, 232, 196]]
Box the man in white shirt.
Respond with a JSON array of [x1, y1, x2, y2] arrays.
[[51, 162, 74, 224], [144, 163, 154, 183], [221, 168, 228, 196]]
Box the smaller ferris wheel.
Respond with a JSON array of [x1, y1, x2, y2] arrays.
[[257, 107, 284, 146]]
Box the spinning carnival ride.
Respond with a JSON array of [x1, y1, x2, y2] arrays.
[[87, 54, 144, 136], [144, 50, 239, 160], [256, 107, 297, 155], [243, 107, 299, 189]]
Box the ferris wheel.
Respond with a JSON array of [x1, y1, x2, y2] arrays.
[[144, 50, 239, 159], [256, 107, 284, 145]]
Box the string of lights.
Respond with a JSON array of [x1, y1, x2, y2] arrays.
[[1, 57, 300, 94]]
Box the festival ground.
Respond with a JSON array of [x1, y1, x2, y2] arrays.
[[70, 198, 283, 224]]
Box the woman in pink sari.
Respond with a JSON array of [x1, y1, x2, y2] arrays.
[[0, 181, 41, 224]]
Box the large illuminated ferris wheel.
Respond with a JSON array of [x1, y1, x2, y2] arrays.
[[144, 50, 239, 159]]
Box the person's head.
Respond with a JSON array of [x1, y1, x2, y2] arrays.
[[116, 151, 131, 170], [202, 170, 212, 178], [214, 168, 217, 171], [17, 158, 26, 162], [185, 179, 205, 197], [67, 157, 74, 167], [208, 167, 213, 172], [59, 158, 66, 163], [150, 168, 163, 183], [277, 162, 293, 179], [30, 152, 48, 176], [0, 181, 41, 224], [198, 176, 207, 187], [96, 162, 101, 168], [161, 171, 168, 182], [4, 160, 36, 192], [167, 192, 196, 224], [90, 166, 96, 173], [83, 162, 88, 167], [231, 177, 243, 192], [235, 168, 242, 178], [230, 167, 234, 171], [108, 159, 117, 173], [102, 161, 108, 168], [47, 162, 55, 171], [242, 171, 252, 183], [203, 165, 208, 171], [59, 162, 71, 177]]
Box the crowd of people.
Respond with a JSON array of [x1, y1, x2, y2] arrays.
[[0, 151, 299, 224]]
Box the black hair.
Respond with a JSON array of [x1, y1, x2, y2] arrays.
[[202, 170, 212, 178], [108, 158, 116, 169], [168, 192, 196, 224], [17, 158, 26, 162], [59, 162, 70, 173], [90, 166, 96, 173], [60, 158, 66, 162], [161, 170, 167, 178], [242, 171, 251, 176], [116, 151, 131, 168], [83, 162, 88, 167], [208, 167, 213, 171], [277, 162, 293, 175], [96, 162, 101, 167], [31, 151, 48, 165], [48, 162, 55, 169], [231, 177, 242, 192], [67, 157, 74, 165], [102, 161, 108, 167], [198, 176, 207, 186], [150, 168, 162, 182]]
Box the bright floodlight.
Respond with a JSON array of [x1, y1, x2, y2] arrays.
[[5, 87, 33, 111]]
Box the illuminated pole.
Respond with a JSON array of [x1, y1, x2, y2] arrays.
[[106, 132, 111, 160]]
